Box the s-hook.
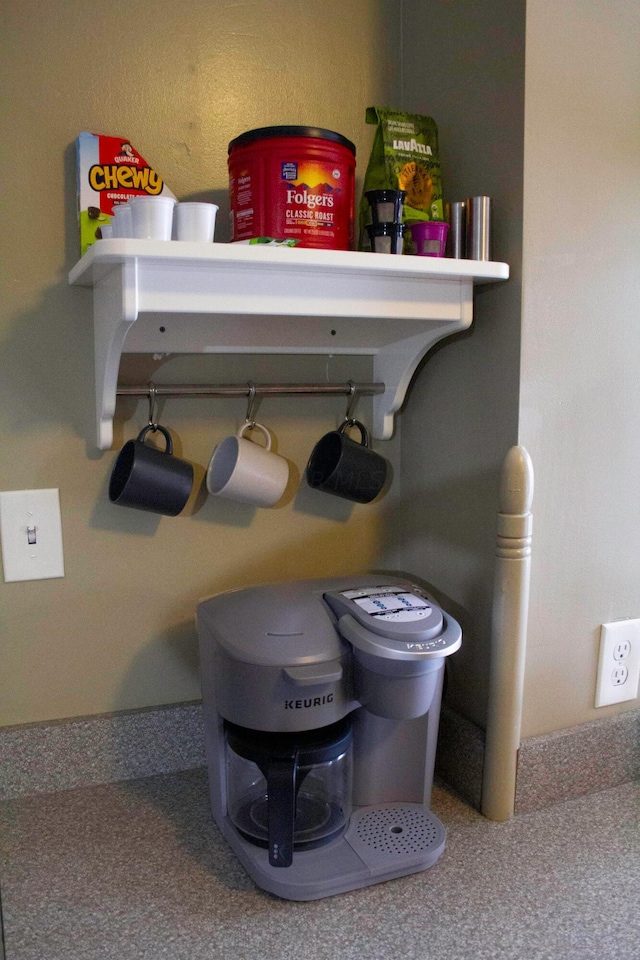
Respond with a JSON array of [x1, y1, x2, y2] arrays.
[[244, 381, 259, 428], [342, 380, 360, 427], [147, 382, 159, 430]]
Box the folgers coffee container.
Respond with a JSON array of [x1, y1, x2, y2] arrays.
[[228, 126, 356, 250]]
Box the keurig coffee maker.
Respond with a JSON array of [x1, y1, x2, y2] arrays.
[[197, 575, 461, 901]]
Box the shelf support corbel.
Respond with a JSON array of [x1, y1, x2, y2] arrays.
[[93, 259, 139, 449], [372, 282, 473, 439]]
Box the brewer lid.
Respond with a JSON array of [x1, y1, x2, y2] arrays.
[[228, 125, 356, 155], [197, 580, 348, 667]]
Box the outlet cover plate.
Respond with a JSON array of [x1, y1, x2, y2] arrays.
[[595, 619, 640, 707], [0, 489, 65, 582]]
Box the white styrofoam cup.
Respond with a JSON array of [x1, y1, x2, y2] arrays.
[[129, 196, 176, 241], [175, 202, 219, 242]]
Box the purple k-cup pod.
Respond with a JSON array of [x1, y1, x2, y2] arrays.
[[306, 419, 389, 504], [406, 220, 449, 257], [109, 424, 194, 516]]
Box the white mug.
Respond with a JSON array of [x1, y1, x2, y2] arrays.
[[206, 422, 289, 507]]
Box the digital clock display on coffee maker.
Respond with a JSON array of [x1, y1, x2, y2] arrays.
[[341, 587, 432, 623]]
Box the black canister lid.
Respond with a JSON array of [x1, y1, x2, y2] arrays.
[[228, 125, 356, 155]]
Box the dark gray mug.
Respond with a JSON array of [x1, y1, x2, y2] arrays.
[[306, 420, 388, 504], [109, 425, 194, 516]]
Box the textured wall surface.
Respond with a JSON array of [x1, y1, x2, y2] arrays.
[[0, 0, 402, 725]]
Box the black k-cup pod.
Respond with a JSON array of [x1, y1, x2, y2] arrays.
[[109, 424, 194, 516], [365, 189, 406, 224], [365, 222, 405, 255], [306, 420, 388, 504]]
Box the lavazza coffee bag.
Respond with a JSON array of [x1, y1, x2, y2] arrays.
[[359, 107, 443, 249]]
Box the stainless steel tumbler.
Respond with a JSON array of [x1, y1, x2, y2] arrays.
[[446, 201, 466, 259], [465, 196, 492, 260]]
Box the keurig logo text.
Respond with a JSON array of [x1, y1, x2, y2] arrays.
[[284, 694, 334, 710]]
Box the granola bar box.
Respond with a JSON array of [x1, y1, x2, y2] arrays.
[[76, 132, 176, 255]]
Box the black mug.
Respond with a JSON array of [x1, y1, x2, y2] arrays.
[[306, 420, 388, 504], [109, 425, 194, 516]]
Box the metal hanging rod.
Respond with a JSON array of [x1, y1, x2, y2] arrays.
[[116, 381, 386, 400]]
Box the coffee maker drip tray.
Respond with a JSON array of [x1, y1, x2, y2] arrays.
[[224, 802, 446, 901], [344, 803, 445, 870]]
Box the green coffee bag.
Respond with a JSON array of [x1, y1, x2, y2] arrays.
[[359, 107, 443, 249]]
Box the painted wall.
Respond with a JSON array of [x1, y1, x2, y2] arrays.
[[386, 0, 525, 729], [519, 0, 640, 735], [394, 0, 640, 738], [3, 0, 638, 739], [0, 0, 402, 726]]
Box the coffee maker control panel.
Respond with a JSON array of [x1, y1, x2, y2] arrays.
[[349, 590, 433, 622], [323, 583, 459, 646]]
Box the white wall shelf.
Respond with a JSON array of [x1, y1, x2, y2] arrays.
[[69, 240, 509, 450]]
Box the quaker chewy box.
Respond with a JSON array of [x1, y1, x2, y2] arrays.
[[76, 132, 176, 255]]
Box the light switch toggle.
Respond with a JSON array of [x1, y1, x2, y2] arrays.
[[27, 525, 37, 545]]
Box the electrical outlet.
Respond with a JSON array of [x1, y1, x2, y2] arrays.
[[595, 619, 640, 707], [614, 640, 631, 661]]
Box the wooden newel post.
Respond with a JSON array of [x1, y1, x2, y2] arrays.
[[481, 445, 534, 821]]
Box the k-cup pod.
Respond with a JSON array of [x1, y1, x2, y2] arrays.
[[306, 419, 388, 504], [465, 195, 492, 261], [405, 221, 449, 257], [445, 201, 466, 258], [364, 189, 406, 224], [112, 202, 133, 239], [365, 222, 404, 255], [109, 424, 194, 516], [129, 196, 176, 241], [206, 422, 289, 507], [174, 202, 219, 242]]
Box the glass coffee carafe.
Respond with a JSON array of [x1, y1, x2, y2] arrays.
[[225, 716, 353, 867]]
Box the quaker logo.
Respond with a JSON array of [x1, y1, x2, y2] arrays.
[[285, 693, 334, 710]]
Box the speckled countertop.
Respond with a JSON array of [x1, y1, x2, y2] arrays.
[[1, 769, 638, 960]]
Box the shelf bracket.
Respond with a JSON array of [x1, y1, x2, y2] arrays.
[[94, 259, 139, 449], [70, 242, 508, 449], [372, 285, 473, 438]]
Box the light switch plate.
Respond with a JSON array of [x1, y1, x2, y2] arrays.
[[0, 489, 65, 582]]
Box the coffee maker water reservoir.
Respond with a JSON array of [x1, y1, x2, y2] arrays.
[[197, 575, 461, 900]]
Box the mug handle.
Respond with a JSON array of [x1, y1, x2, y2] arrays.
[[338, 418, 370, 448], [136, 424, 173, 455], [238, 420, 272, 451]]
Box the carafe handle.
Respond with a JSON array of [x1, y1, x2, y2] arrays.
[[267, 751, 297, 867]]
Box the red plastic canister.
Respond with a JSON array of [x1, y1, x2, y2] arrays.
[[228, 126, 356, 250]]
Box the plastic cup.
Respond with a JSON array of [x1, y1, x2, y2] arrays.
[[406, 221, 449, 257], [112, 203, 133, 238], [175, 202, 219, 242], [129, 196, 176, 241]]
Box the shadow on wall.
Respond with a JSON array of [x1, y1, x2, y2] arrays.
[[381, 464, 501, 727], [90, 417, 394, 531], [0, 281, 96, 447]]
